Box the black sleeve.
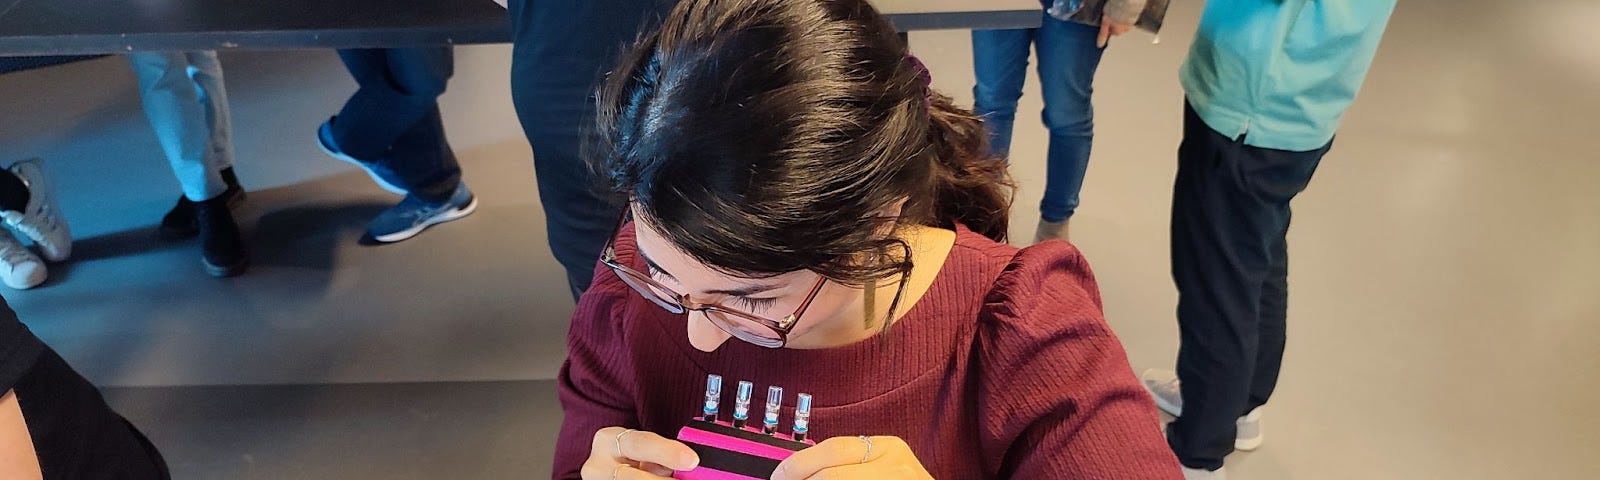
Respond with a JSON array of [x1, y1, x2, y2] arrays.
[[0, 295, 45, 393]]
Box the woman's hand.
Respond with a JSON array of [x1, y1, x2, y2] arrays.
[[581, 427, 700, 479], [1097, 16, 1135, 48], [771, 436, 932, 480]]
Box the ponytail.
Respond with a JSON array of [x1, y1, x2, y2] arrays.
[[923, 92, 1014, 242]]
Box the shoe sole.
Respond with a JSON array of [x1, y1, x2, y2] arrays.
[[369, 196, 478, 244], [203, 257, 248, 278], [3, 269, 47, 290], [316, 131, 407, 195], [1235, 434, 1262, 452]]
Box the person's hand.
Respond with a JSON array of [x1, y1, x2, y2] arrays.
[[581, 427, 700, 479], [1097, 15, 1135, 48], [771, 436, 932, 480]]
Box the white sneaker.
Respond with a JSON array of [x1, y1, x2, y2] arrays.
[[1234, 407, 1263, 451], [1182, 466, 1226, 480], [0, 230, 46, 289], [1141, 369, 1264, 451], [2, 159, 71, 262]]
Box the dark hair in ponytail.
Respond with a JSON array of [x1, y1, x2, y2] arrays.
[[925, 93, 1013, 241], [593, 0, 1013, 287]]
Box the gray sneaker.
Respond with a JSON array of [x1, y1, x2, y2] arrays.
[[1142, 369, 1184, 417], [366, 183, 477, 243], [2, 159, 72, 262], [1033, 218, 1070, 245], [1141, 369, 1264, 451]]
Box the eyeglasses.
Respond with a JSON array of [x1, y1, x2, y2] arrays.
[[600, 209, 827, 348]]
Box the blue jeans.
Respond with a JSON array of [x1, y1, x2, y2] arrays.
[[332, 47, 462, 203], [126, 51, 233, 202], [972, 17, 1104, 223]]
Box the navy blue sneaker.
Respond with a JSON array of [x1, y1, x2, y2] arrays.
[[366, 183, 477, 243], [317, 117, 408, 195]]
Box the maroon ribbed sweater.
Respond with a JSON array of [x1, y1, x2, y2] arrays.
[[554, 224, 1183, 479]]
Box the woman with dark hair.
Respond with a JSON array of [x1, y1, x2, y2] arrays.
[[554, 0, 1181, 478]]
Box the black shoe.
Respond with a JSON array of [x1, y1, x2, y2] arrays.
[[159, 168, 245, 240], [196, 195, 247, 278]]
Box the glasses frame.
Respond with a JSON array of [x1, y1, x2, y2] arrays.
[[599, 209, 827, 348]]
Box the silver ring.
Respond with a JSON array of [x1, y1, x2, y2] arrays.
[[858, 435, 873, 463], [612, 463, 628, 480], [614, 429, 636, 458]]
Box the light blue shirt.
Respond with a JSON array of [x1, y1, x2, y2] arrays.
[[1180, 0, 1397, 151]]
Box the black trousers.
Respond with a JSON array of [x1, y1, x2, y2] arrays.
[[1166, 101, 1330, 470], [507, 0, 677, 299], [331, 47, 462, 203], [0, 167, 26, 212]]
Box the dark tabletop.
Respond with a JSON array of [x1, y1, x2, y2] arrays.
[[0, 0, 1038, 56]]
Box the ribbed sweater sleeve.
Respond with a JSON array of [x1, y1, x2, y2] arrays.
[[975, 242, 1183, 479]]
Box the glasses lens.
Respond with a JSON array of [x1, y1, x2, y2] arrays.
[[613, 267, 685, 314], [706, 310, 784, 348]]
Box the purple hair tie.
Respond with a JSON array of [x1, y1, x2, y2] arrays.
[[904, 53, 933, 110]]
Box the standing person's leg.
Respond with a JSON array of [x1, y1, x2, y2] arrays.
[[159, 51, 245, 239], [356, 47, 473, 244], [318, 49, 406, 194], [1165, 100, 1258, 471], [1166, 101, 1325, 471], [382, 106, 461, 204], [373, 47, 460, 202], [1033, 18, 1104, 240], [509, 0, 672, 299], [185, 51, 236, 182], [126, 52, 228, 203], [328, 49, 448, 161], [1247, 222, 1292, 417], [1244, 144, 1326, 418], [128, 51, 248, 277], [970, 27, 1034, 158]]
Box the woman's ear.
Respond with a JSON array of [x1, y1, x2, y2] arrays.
[[880, 198, 908, 219], [873, 198, 910, 238]]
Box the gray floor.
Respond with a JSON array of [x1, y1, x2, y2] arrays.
[[103, 380, 562, 479], [2, 0, 1598, 478]]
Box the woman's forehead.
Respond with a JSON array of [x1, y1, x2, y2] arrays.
[[633, 219, 810, 286]]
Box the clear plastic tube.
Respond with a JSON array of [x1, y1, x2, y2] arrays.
[[733, 381, 754, 428], [763, 386, 783, 434], [793, 393, 813, 442], [703, 374, 722, 422]]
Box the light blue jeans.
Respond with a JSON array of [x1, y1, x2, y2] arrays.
[[126, 51, 233, 202], [972, 16, 1105, 223]]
